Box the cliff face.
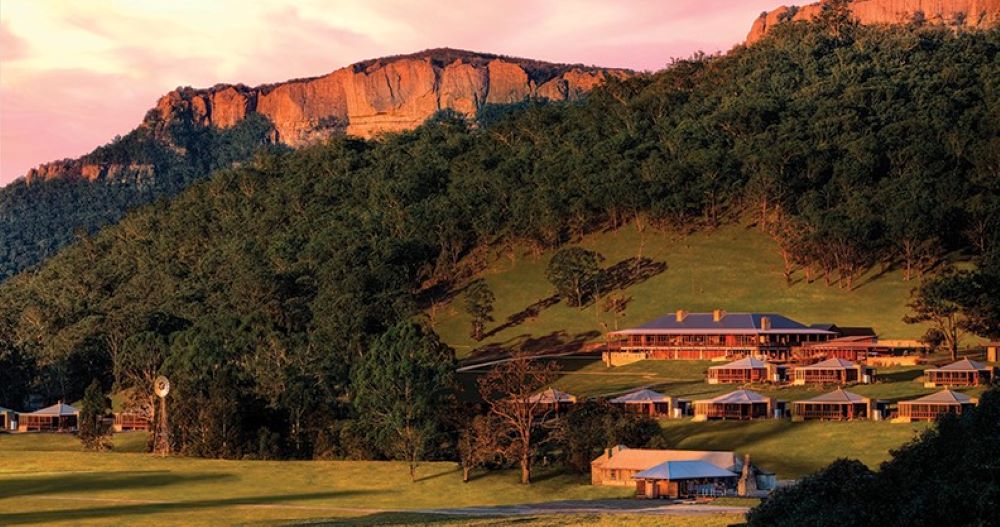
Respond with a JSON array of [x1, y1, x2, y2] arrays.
[[25, 159, 154, 184], [149, 49, 628, 147], [24, 49, 627, 184], [747, 0, 1000, 44]]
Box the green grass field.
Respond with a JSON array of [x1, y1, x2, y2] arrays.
[[434, 225, 926, 358], [0, 433, 753, 526]]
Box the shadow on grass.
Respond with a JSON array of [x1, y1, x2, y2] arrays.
[[0, 490, 373, 526], [878, 369, 924, 383], [483, 295, 562, 340], [473, 330, 600, 359], [0, 471, 234, 499], [598, 257, 668, 295], [413, 465, 460, 483], [657, 420, 791, 452], [287, 512, 510, 526]]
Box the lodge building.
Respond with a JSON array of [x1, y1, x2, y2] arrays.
[[605, 310, 837, 363], [17, 402, 78, 432], [590, 445, 776, 498]]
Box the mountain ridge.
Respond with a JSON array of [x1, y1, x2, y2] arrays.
[[23, 48, 628, 184], [747, 0, 1000, 44]]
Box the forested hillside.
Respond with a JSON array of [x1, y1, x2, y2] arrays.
[[0, 114, 277, 279], [1, 17, 998, 459]]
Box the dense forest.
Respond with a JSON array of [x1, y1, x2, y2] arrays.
[[0, 112, 277, 280], [1, 12, 999, 461]]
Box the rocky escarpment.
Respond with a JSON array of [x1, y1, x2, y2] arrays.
[[25, 160, 155, 184], [24, 49, 626, 184], [747, 0, 1000, 44], [149, 48, 629, 147]]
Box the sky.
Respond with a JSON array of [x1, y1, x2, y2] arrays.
[[0, 0, 790, 186]]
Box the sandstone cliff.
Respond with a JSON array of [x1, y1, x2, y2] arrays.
[[25, 159, 154, 184], [747, 0, 1000, 44], [149, 48, 628, 146], [25, 49, 626, 183]]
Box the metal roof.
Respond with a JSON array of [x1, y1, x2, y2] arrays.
[[799, 388, 868, 404], [796, 358, 859, 370], [709, 357, 770, 370], [696, 389, 771, 404], [24, 403, 79, 416], [634, 460, 738, 481], [610, 389, 671, 404], [611, 312, 835, 335], [593, 447, 738, 471], [903, 389, 974, 405], [527, 388, 577, 404], [932, 358, 991, 372]]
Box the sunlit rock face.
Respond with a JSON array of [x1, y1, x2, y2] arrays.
[[150, 48, 630, 146], [746, 0, 1000, 44]]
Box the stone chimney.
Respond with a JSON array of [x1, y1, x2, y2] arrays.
[[675, 310, 688, 322], [760, 316, 771, 331], [738, 453, 757, 496], [713, 309, 726, 322]]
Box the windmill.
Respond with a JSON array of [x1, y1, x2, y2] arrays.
[[152, 375, 171, 456]]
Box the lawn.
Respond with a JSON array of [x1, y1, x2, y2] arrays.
[[3, 432, 702, 526], [655, 419, 927, 480], [433, 225, 927, 358]]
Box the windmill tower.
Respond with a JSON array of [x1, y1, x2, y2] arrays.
[[152, 375, 171, 456]]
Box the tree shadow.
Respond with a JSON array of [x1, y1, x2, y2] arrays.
[[280, 511, 501, 526], [597, 257, 668, 295], [413, 465, 460, 483], [482, 294, 561, 339], [472, 330, 601, 359], [0, 471, 234, 499], [878, 369, 924, 383], [0, 490, 373, 526]]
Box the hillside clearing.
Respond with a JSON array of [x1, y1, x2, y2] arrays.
[[433, 225, 923, 359]]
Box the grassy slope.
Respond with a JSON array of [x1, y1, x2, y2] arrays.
[[655, 419, 927, 480], [0, 433, 640, 526], [434, 225, 922, 359]]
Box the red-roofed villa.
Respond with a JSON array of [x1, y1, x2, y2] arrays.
[[923, 359, 995, 387], [693, 390, 775, 421], [895, 389, 978, 422], [792, 388, 873, 421], [17, 402, 79, 432], [792, 358, 875, 385], [707, 357, 785, 384]]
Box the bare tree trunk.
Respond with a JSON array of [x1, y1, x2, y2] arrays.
[[520, 453, 531, 484]]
